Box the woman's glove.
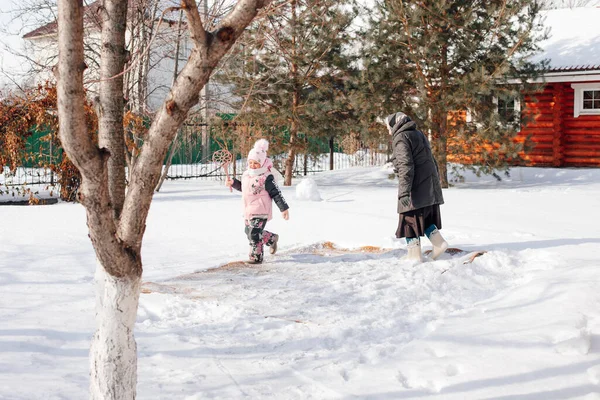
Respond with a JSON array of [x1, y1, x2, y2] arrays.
[[399, 195, 410, 208]]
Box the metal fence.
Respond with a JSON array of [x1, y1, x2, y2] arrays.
[[0, 167, 57, 187], [1, 127, 60, 188], [1, 150, 390, 189], [163, 124, 391, 180], [2, 132, 391, 189], [164, 149, 391, 182]]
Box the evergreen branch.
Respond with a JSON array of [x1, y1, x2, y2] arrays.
[[399, 4, 433, 94], [482, 29, 528, 86]]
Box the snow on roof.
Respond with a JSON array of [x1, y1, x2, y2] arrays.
[[534, 7, 600, 71], [22, 2, 101, 39]]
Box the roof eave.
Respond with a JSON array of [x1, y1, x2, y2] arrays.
[[23, 33, 58, 41], [506, 69, 600, 84]]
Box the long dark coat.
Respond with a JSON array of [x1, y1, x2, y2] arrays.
[[389, 113, 444, 214]]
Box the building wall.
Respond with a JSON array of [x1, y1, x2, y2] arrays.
[[25, 31, 102, 95], [520, 81, 600, 167]]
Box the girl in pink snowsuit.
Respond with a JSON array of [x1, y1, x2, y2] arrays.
[[226, 139, 290, 264]]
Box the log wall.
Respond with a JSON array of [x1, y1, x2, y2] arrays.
[[520, 81, 600, 167]]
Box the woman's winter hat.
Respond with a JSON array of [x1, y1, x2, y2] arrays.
[[248, 139, 269, 166]]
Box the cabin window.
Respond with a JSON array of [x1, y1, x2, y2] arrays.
[[583, 90, 600, 110], [493, 95, 521, 125], [571, 83, 600, 117], [498, 98, 516, 122]]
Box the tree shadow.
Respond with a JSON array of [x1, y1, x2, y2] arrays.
[[481, 384, 600, 400], [151, 193, 233, 203], [485, 238, 600, 252], [278, 249, 404, 265], [439, 357, 600, 398], [452, 166, 600, 190], [0, 328, 90, 358]]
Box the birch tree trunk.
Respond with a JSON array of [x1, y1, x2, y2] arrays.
[[56, 0, 273, 397], [89, 265, 141, 399]]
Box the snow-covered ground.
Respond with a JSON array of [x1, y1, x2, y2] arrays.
[[1, 165, 600, 399]]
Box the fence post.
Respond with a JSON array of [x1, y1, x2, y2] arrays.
[[329, 136, 334, 170], [50, 131, 55, 186]]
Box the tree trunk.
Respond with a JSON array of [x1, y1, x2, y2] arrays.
[[90, 263, 141, 400], [155, 12, 185, 193], [329, 136, 334, 170], [141, 1, 160, 108], [431, 107, 449, 188], [136, 7, 147, 114], [57, 1, 274, 398], [155, 130, 180, 192], [283, 0, 298, 187], [303, 136, 308, 176], [435, 42, 449, 189], [283, 120, 297, 186], [433, 137, 448, 188], [99, 0, 128, 219]]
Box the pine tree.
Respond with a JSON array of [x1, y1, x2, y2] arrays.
[[358, 0, 548, 186], [217, 0, 358, 185]]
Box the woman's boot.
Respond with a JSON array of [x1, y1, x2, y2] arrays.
[[429, 229, 448, 260], [405, 238, 423, 262]]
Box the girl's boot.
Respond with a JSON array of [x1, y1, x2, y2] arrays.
[[428, 229, 448, 260], [263, 232, 279, 254], [269, 234, 279, 254], [249, 242, 264, 264]]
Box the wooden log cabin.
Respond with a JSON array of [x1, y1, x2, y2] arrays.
[[518, 69, 600, 167], [511, 8, 600, 167], [447, 8, 600, 168]]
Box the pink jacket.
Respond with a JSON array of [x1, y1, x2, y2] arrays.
[[241, 171, 273, 220]]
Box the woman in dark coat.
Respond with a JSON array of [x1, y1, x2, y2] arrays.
[[386, 112, 448, 261]]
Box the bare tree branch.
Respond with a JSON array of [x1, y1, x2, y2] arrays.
[[182, 0, 209, 53], [118, 0, 274, 248]]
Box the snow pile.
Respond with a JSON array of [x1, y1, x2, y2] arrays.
[[295, 177, 322, 201]]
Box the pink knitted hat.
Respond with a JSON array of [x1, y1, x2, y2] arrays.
[[248, 139, 269, 166]]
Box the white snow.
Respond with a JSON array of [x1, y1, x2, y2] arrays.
[[1, 165, 600, 399], [295, 178, 322, 201], [534, 7, 600, 69]]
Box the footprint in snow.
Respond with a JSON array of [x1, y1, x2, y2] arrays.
[[374, 282, 393, 290], [553, 315, 591, 355], [396, 371, 443, 393], [373, 273, 392, 281], [553, 333, 591, 355], [425, 345, 447, 358], [340, 368, 350, 382], [445, 364, 461, 377], [588, 365, 600, 385], [396, 372, 410, 388]]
